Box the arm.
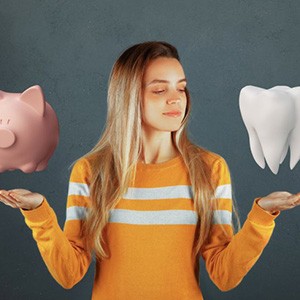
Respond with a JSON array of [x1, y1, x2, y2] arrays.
[[19, 158, 93, 289], [201, 157, 280, 291]]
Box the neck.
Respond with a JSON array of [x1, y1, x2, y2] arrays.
[[139, 128, 179, 164]]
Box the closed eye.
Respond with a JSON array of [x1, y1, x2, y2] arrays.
[[153, 88, 186, 94]]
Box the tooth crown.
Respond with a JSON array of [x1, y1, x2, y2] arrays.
[[239, 85, 300, 174]]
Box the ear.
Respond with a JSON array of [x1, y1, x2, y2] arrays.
[[20, 85, 45, 116]]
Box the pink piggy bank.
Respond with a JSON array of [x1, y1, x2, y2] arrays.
[[0, 85, 59, 173]]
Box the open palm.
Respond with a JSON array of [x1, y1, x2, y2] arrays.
[[0, 188, 44, 210]]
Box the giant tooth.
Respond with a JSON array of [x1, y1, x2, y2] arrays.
[[268, 86, 300, 170], [239, 85, 297, 174]]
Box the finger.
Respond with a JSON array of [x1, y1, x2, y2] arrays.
[[9, 192, 33, 207], [292, 194, 300, 206], [9, 189, 30, 195], [8, 192, 22, 202], [272, 191, 292, 198], [6, 192, 22, 203], [0, 191, 18, 207], [0, 200, 17, 208], [287, 193, 300, 202], [9, 189, 25, 192], [266, 196, 297, 212], [1, 191, 20, 202], [0, 196, 19, 208], [8, 189, 30, 196], [283, 194, 300, 209], [0, 191, 21, 204]]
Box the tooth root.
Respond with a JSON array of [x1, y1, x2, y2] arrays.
[[268, 86, 300, 170], [248, 127, 265, 169], [239, 86, 266, 169], [258, 132, 289, 174], [288, 87, 300, 170], [239, 85, 296, 174], [289, 131, 299, 169], [280, 140, 289, 165], [290, 132, 299, 169]]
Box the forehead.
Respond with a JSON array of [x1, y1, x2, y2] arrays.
[[143, 57, 185, 83]]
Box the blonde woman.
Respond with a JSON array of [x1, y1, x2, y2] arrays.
[[1, 41, 300, 300]]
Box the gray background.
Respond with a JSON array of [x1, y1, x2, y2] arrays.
[[1, 0, 300, 299]]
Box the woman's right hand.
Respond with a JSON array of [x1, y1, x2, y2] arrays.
[[0, 189, 44, 210]]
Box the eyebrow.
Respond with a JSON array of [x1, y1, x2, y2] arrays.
[[146, 78, 187, 86]]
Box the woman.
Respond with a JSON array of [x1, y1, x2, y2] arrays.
[[1, 41, 300, 300]]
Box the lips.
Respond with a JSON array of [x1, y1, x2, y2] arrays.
[[163, 110, 182, 116], [239, 85, 300, 174]]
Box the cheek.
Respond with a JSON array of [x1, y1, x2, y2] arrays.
[[182, 95, 187, 108], [142, 99, 164, 124], [143, 103, 160, 119], [143, 94, 161, 112]]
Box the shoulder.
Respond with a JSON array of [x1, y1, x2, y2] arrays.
[[196, 146, 227, 168], [69, 154, 95, 184], [196, 146, 231, 185]]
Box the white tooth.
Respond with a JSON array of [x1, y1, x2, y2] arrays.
[[286, 87, 300, 170], [239, 85, 296, 174], [267, 86, 300, 170], [268, 86, 291, 167]]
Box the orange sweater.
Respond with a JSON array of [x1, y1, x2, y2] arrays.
[[20, 151, 280, 299]]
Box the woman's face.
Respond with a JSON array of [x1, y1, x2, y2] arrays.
[[141, 57, 187, 133]]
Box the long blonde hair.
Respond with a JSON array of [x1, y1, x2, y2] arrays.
[[69, 41, 240, 280]]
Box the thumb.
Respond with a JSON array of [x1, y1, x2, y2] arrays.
[[8, 191, 27, 200], [287, 193, 300, 205], [9, 189, 31, 196]]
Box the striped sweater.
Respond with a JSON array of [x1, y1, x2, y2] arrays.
[[20, 151, 280, 299]]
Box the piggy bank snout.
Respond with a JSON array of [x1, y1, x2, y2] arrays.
[[0, 128, 16, 148]]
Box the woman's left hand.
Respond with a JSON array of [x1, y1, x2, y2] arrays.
[[257, 191, 300, 214]]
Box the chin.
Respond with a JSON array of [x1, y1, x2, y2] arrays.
[[162, 125, 181, 132]]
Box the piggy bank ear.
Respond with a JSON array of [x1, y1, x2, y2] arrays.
[[20, 85, 45, 117]]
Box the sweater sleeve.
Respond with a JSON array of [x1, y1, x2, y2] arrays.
[[201, 157, 280, 291], [19, 158, 93, 289]]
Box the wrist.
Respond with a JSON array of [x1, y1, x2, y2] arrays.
[[22, 199, 44, 211], [32, 199, 44, 210], [257, 198, 277, 215]]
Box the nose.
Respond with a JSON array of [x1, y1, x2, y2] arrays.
[[167, 98, 180, 104], [0, 128, 16, 148], [167, 88, 184, 104]]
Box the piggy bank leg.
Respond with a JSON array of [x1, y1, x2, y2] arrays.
[[36, 159, 48, 171], [20, 162, 39, 173], [35, 150, 56, 171]]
